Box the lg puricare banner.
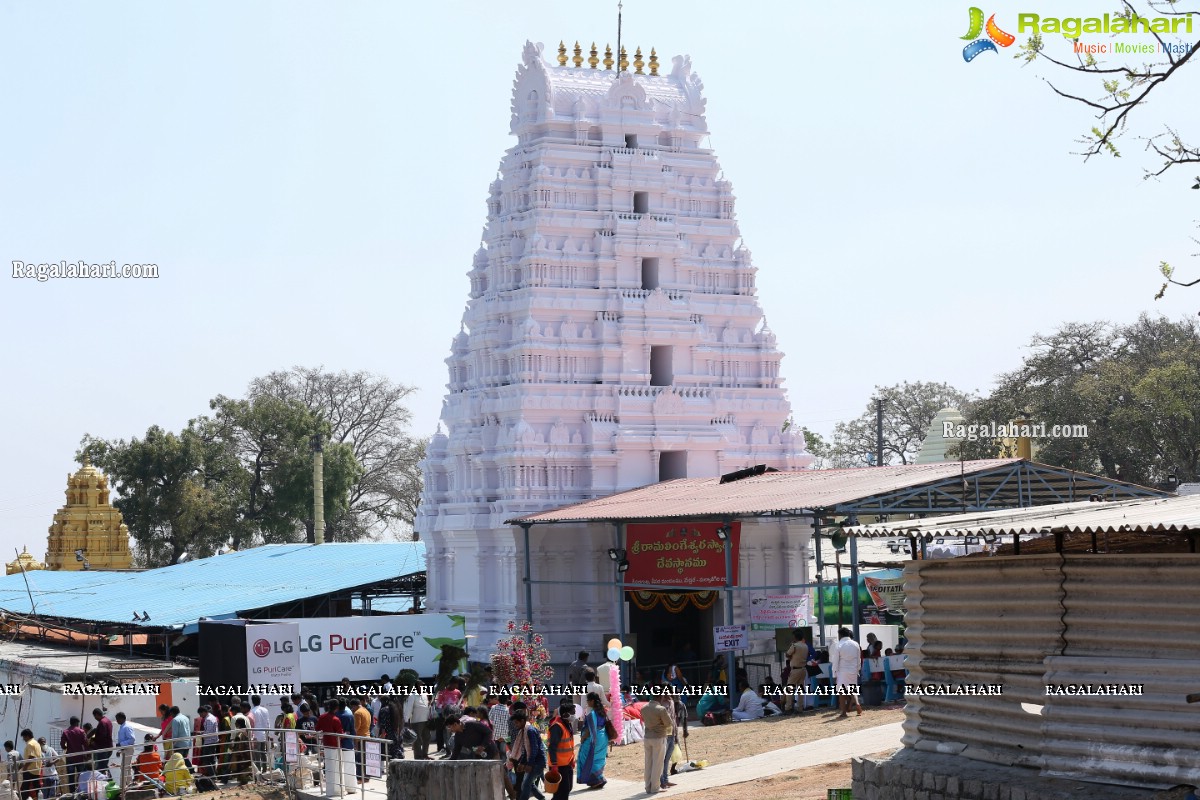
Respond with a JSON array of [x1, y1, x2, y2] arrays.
[[624, 522, 740, 587], [245, 622, 301, 694], [283, 614, 466, 681]]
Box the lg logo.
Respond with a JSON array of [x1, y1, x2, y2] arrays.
[[252, 638, 295, 657]]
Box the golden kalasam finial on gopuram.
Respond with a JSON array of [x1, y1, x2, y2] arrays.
[[603, 44, 613, 70], [619, 45, 629, 72], [589, 42, 599, 69], [634, 46, 644, 74], [573, 41, 583, 67], [649, 48, 659, 76], [557, 41, 568, 66]]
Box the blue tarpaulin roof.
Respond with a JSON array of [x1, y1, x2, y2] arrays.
[[0, 542, 425, 630]]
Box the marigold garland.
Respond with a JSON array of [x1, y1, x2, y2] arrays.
[[628, 590, 718, 612]]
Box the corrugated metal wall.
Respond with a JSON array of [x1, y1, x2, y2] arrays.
[[903, 557, 1060, 767], [1059, 556, 1193, 660], [903, 553, 1200, 789]]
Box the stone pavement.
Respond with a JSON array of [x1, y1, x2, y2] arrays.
[[579, 721, 903, 798]]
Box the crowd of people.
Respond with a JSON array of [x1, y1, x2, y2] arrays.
[[0, 677, 422, 800], [423, 687, 689, 799], [686, 628, 907, 724], [0, 707, 119, 800], [417, 651, 697, 799], [0, 639, 904, 800]]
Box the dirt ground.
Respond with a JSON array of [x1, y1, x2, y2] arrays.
[[675, 751, 897, 800], [601, 704, 906, 782], [196, 789, 288, 800]]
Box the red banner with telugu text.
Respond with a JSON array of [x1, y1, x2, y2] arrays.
[[624, 522, 740, 587]]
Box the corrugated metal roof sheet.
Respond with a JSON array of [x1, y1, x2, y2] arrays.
[[0, 638, 194, 681], [0, 542, 424, 630], [508, 459, 1161, 523], [351, 596, 414, 613], [848, 494, 1200, 537]]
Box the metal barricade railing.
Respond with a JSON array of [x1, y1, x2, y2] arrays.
[[50, 727, 390, 800]]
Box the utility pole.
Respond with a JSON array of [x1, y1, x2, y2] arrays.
[[311, 434, 325, 544], [875, 398, 885, 467]]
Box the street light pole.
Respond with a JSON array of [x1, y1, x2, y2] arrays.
[[813, 517, 826, 647], [849, 533, 861, 642], [720, 522, 737, 710], [834, 547, 844, 626], [615, 522, 627, 687]]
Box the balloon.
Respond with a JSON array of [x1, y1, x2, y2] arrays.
[[619, 646, 634, 661], [607, 638, 622, 650], [606, 647, 620, 661]]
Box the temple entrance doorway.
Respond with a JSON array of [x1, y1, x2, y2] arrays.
[[627, 590, 719, 688]]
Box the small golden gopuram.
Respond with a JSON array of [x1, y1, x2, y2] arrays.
[[44, 458, 133, 571]]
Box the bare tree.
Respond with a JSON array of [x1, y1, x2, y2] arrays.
[[828, 382, 975, 467], [248, 367, 424, 540], [1015, 1, 1200, 295]]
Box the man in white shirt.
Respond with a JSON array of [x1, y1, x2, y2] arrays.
[[248, 695, 271, 772], [114, 712, 136, 790], [402, 687, 431, 760], [830, 627, 863, 719], [368, 695, 382, 736], [584, 669, 610, 714], [2, 740, 19, 800], [36, 739, 58, 799], [731, 682, 765, 721], [197, 706, 219, 777]]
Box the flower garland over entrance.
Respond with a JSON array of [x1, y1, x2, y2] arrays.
[[628, 590, 719, 613]]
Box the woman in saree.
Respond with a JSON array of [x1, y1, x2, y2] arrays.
[[576, 692, 609, 790], [209, 702, 230, 777], [227, 717, 252, 785]]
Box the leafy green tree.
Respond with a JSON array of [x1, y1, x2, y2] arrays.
[[955, 314, 1200, 484], [80, 424, 243, 566], [246, 368, 424, 540], [800, 428, 832, 469], [81, 391, 362, 565], [207, 394, 361, 544], [829, 382, 974, 467]]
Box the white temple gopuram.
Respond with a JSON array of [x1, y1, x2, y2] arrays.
[[417, 40, 813, 662]]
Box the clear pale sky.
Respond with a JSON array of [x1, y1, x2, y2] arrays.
[[2, 2, 1197, 558]]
